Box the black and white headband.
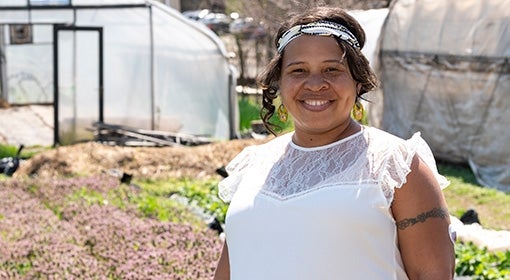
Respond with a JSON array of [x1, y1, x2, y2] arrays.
[[277, 20, 360, 53]]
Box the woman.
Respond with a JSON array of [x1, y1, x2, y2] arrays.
[[214, 6, 455, 280]]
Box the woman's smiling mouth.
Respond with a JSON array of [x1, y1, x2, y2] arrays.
[[301, 99, 332, 111]]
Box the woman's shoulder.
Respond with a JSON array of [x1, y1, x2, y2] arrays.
[[362, 126, 431, 167], [363, 126, 432, 151], [363, 126, 411, 149], [364, 126, 449, 190]]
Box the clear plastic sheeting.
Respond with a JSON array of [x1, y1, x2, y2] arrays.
[[0, 11, 32, 23], [5, 42, 53, 103], [72, 0, 145, 4], [29, 9, 74, 23], [0, 0, 27, 6], [30, 0, 70, 6], [0, 0, 238, 144], [378, 0, 510, 191]]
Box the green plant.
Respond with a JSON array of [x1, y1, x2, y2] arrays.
[[137, 178, 227, 223], [71, 187, 105, 205], [455, 242, 510, 279], [60, 181, 203, 226], [175, 179, 228, 223], [1, 260, 33, 275]]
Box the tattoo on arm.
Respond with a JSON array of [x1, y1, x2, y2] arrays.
[[396, 207, 449, 230]]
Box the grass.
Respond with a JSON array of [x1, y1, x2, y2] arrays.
[[238, 94, 294, 134], [439, 162, 510, 231], [0, 144, 49, 159]]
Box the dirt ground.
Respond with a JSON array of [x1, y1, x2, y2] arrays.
[[15, 137, 268, 180]]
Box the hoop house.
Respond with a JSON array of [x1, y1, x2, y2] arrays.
[[0, 0, 239, 145], [378, 0, 510, 191]]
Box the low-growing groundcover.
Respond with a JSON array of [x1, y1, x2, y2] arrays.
[[1, 140, 510, 279], [2, 175, 509, 280], [0, 176, 222, 279]]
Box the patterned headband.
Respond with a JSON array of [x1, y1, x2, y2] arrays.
[[277, 20, 360, 53]]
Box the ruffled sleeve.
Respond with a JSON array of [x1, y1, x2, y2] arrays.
[[380, 132, 450, 202], [218, 146, 256, 203]]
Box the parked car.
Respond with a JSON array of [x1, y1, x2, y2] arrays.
[[229, 17, 266, 39], [198, 13, 231, 35], [182, 9, 209, 21]]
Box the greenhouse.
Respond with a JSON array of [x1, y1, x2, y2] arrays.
[[0, 0, 239, 145], [378, 0, 509, 191]]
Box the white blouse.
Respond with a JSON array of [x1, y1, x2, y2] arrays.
[[219, 126, 449, 280]]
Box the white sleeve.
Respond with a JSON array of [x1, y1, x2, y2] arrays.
[[217, 146, 256, 202], [380, 132, 450, 202]]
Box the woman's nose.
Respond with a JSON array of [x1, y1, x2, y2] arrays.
[[304, 73, 328, 91]]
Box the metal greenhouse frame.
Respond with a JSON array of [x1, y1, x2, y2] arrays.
[[0, 0, 239, 146]]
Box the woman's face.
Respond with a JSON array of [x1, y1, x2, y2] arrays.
[[279, 35, 358, 144]]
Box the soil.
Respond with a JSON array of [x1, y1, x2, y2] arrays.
[[15, 137, 269, 180]]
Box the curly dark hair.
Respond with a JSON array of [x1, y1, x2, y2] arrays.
[[257, 6, 378, 135]]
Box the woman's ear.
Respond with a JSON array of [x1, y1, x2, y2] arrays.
[[356, 83, 362, 95]]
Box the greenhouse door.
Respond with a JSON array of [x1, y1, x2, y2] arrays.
[[53, 26, 103, 145]]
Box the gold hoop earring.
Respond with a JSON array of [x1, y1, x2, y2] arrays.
[[352, 101, 364, 122], [277, 104, 288, 122]]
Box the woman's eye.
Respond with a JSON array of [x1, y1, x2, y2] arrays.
[[325, 67, 340, 73], [285, 68, 306, 76]]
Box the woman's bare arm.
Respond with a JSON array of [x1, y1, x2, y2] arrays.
[[392, 155, 455, 280], [213, 242, 230, 280]]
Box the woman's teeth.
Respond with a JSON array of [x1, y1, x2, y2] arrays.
[[304, 100, 328, 106]]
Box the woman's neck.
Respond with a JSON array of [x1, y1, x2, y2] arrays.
[[292, 119, 361, 148]]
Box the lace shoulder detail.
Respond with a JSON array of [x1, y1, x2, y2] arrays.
[[218, 146, 256, 202], [375, 130, 450, 203], [218, 133, 293, 202]]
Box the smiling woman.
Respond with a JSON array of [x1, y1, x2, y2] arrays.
[[279, 35, 358, 146], [214, 5, 456, 280]]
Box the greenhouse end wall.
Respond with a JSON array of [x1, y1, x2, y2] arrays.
[[0, 0, 238, 144], [378, 0, 510, 191]]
